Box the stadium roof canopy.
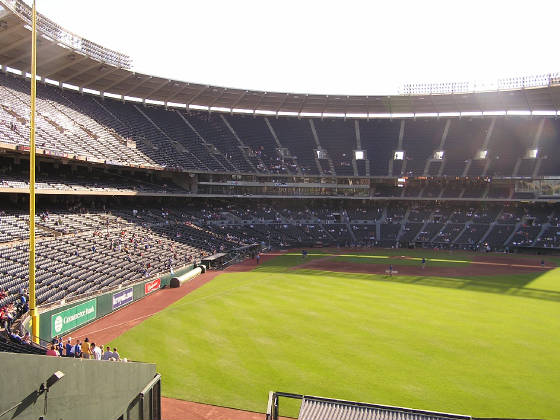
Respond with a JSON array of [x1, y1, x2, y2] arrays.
[[1, 0, 560, 117]]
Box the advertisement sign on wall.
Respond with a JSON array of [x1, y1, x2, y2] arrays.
[[144, 278, 161, 295], [51, 299, 97, 336], [112, 288, 134, 310]]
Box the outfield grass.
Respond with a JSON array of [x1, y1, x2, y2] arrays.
[[110, 252, 560, 418]]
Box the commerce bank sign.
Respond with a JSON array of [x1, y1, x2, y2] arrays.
[[51, 299, 97, 336]]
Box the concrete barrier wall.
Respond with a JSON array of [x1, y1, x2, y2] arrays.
[[0, 352, 156, 420]]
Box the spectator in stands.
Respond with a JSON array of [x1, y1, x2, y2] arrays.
[[10, 331, 23, 344], [0, 308, 9, 331], [112, 347, 120, 361], [46, 344, 59, 357]]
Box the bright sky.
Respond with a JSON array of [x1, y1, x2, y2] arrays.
[[25, 0, 560, 95]]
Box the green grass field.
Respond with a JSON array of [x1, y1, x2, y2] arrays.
[[110, 250, 560, 418]]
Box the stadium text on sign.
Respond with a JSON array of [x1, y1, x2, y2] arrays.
[[51, 299, 97, 336], [112, 288, 134, 310], [144, 278, 161, 294]]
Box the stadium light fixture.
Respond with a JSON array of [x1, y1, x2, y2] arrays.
[[6, 66, 23, 75], [346, 113, 368, 118], [476, 150, 488, 159], [354, 150, 365, 160], [507, 110, 531, 116], [24, 72, 41, 81], [300, 112, 321, 117], [255, 109, 276, 115], [433, 150, 445, 160], [532, 110, 556, 116], [277, 111, 298, 117], [526, 149, 538, 159], [123, 95, 141, 102], [189, 104, 209, 111], [46, 371, 65, 389], [394, 151, 405, 160], [483, 111, 506, 116], [146, 99, 165, 106], [62, 83, 79, 91], [415, 112, 439, 118], [210, 106, 230, 113], [322, 113, 345, 118], [167, 102, 186, 108], [82, 87, 100, 95], [232, 108, 253, 114]]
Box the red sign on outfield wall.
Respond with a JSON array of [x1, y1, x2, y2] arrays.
[[144, 278, 161, 295]]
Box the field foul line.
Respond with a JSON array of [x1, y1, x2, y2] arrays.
[[69, 312, 156, 340]]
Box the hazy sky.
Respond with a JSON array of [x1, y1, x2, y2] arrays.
[[24, 0, 560, 95]]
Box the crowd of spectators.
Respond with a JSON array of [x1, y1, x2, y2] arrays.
[[0, 288, 28, 332], [46, 336, 126, 362]]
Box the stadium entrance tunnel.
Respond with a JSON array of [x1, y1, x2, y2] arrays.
[[266, 391, 471, 420]]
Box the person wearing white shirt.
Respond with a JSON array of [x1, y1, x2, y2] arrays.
[[91, 343, 102, 360]]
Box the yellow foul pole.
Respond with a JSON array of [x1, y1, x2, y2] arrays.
[[29, 0, 39, 344]]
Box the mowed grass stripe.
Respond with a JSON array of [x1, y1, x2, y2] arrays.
[[110, 254, 560, 418]]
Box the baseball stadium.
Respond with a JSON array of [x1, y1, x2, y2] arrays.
[[0, 1, 559, 419]]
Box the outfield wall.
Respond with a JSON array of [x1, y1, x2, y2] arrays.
[[35, 265, 193, 342]]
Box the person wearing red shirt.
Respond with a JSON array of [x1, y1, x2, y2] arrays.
[[46, 344, 59, 357]]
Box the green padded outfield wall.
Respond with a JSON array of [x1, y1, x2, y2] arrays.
[[0, 353, 156, 420], [37, 265, 193, 341]]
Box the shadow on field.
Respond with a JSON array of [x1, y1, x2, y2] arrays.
[[254, 265, 560, 303]]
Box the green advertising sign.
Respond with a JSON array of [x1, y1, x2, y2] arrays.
[[51, 299, 97, 336]]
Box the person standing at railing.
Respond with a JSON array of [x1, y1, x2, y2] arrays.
[[91, 342, 102, 360], [65, 338, 73, 357], [82, 337, 91, 359], [46, 344, 59, 356], [73, 340, 82, 358]]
